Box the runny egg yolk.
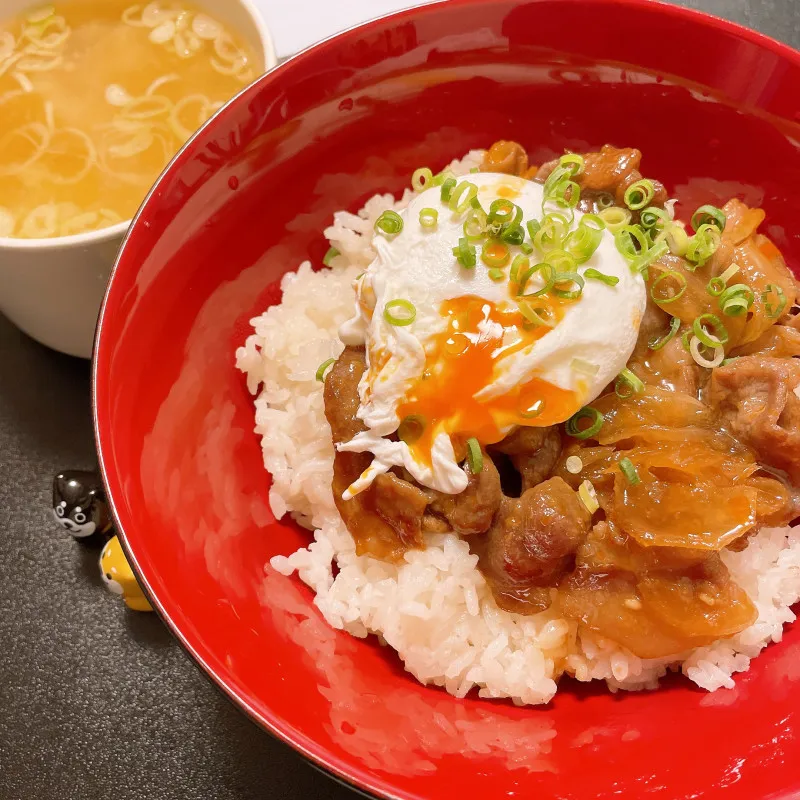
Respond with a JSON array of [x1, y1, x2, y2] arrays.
[[395, 295, 579, 467]]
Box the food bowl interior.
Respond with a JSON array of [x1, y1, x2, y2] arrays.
[[94, 1, 800, 797]]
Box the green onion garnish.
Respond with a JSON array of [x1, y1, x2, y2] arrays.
[[449, 181, 478, 214], [624, 179, 655, 211], [566, 406, 604, 440], [501, 225, 525, 246], [599, 206, 632, 232], [526, 219, 541, 241], [564, 215, 605, 263], [559, 153, 585, 176], [578, 480, 600, 513], [488, 198, 520, 227], [640, 206, 669, 231], [552, 270, 585, 300], [693, 313, 728, 347], [466, 437, 483, 473], [509, 254, 528, 284], [453, 237, 477, 268], [322, 246, 340, 267], [689, 335, 725, 368], [383, 299, 416, 326], [648, 316, 681, 350], [596, 192, 614, 210], [615, 367, 645, 399], [419, 207, 438, 228], [488, 268, 505, 282], [521, 241, 534, 255], [681, 329, 693, 353], [619, 457, 641, 485], [535, 212, 570, 251], [762, 283, 787, 318], [650, 269, 687, 304], [481, 241, 511, 268], [517, 300, 555, 328], [315, 358, 335, 382], [463, 208, 487, 241], [411, 167, 433, 192], [630, 240, 669, 277], [584, 268, 619, 287], [551, 179, 581, 210], [398, 414, 426, 444], [721, 357, 739, 366], [691, 204, 726, 233], [719, 283, 754, 317], [375, 210, 403, 236], [706, 276, 726, 297], [440, 177, 457, 203], [518, 262, 555, 297], [686, 223, 721, 267], [660, 223, 690, 257], [614, 225, 650, 261]]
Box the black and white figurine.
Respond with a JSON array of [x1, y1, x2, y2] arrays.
[[52, 470, 113, 544]]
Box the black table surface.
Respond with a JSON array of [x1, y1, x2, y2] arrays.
[[2, 3, 799, 798]]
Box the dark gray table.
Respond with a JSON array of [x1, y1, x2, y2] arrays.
[[1, 3, 798, 798]]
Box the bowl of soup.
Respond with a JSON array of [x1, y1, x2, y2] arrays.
[[0, 0, 275, 357]]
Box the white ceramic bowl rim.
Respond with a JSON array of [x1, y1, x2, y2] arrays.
[[0, 0, 276, 253]]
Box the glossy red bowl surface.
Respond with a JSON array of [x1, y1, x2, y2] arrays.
[[93, 1, 800, 797]]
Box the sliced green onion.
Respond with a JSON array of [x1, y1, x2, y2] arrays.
[[614, 225, 650, 262], [440, 177, 457, 203], [469, 167, 480, 174], [686, 223, 721, 267], [559, 153, 585, 176], [412, 167, 433, 192], [624, 179, 655, 211], [517, 300, 556, 328], [720, 263, 740, 284], [689, 335, 725, 368], [488, 198, 520, 227], [535, 212, 570, 251], [481, 241, 511, 268], [315, 358, 335, 382], [659, 223, 690, 257], [763, 283, 788, 318], [463, 208, 487, 240], [721, 356, 739, 366], [640, 206, 670, 231], [693, 313, 728, 346], [470, 196, 485, 211], [550, 179, 581, 210], [466, 437, 483, 474], [521, 241, 534, 255], [596, 192, 615, 210], [526, 219, 541, 241], [449, 181, 478, 214], [322, 246, 339, 267], [384, 299, 416, 326], [543, 166, 572, 196], [619, 457, 641, 485], [453, 237, 477, 268], [375, 210, 403, 236], [565, 406, 604, 440], [578, 480, 600, 513], [509, 254, 528, 283], [584, 268, 619, 287], [691, 204, 726, 233], [419, 207, 438, 228], [615, 367, 645, 399], [650, 269, 687, 304], [630, 240, 669, 277], [398, 414, 426, 444], [599, 206, 632, 233], [564, 216, 605, 263], [706, 276, 726, 297], [518, 261, 556, 297], [566, 455, 584, 474], [488, 267, 505, 282], [432, 169, 454, 187], [501, 225, 525, 246], [648, 316, 681, 350], [552, 270, 585, 300], [719, 283, 754, 317]]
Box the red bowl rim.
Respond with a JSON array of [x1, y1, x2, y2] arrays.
[[92, 1, 800, 798]]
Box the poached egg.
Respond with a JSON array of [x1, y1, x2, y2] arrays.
[[338, 172, 646, 496]]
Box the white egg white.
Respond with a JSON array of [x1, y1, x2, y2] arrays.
[[338, 172, 646, 496]]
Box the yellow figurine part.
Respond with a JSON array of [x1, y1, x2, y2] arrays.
[[99, 535, 153, 612]]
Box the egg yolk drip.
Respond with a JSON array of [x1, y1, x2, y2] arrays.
[[396, 295, 579, 467]]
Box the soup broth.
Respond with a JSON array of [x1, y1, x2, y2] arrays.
[[0, 1, 260, 238]]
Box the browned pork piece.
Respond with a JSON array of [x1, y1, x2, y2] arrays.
[[491, 426, 562, 493], [710, 355, 800, 485]]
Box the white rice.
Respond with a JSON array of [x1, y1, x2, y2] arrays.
[[236, 150, 800, 705]]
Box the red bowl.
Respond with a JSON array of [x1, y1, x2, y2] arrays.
[[93, 1, 800, 797]]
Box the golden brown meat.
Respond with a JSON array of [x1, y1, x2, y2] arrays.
[[491, 426, 562, 492], [481, 140, 530, 176], [373, 472, 429, 546], [428, 450, 502, 536], [710, 356, 800, 485], [478, 478, 591, 612]]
